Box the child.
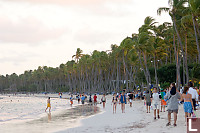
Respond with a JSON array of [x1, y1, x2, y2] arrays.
[[152, 87, 160, 119], [45, 97, 51, 112], [70, 95, 73, 106]]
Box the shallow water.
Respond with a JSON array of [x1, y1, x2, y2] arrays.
[[0, 95, 100, 133]]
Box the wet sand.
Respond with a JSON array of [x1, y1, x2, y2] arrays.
[[0, 95, 100, 133]]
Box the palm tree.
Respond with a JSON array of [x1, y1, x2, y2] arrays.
[[72, 48, 83, 63]]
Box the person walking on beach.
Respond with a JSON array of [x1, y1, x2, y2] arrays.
[[77, 95, 80, 104], [188, 82, 198, 111], [144, 90, 151, 113], [93, 94, 97, 105], [45, 97, 51, 113], [89, 95, 92, 105], [81, 94, 85, 105], [128, 92, 133, 107], [160, 89, 166, 112], [152, 87, 160, 119], [112, 93, 118, 113], [120, 91, 126, 113], [165, 83, 181, 127], [70, 95, 73, 107], [180, 86, 194, 120], [101, 94, 106, 108]]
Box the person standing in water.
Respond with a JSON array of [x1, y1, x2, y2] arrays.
[[101, 94, 106, 108], [152, 87, 160, 119], [120, 91, 126, 113], [112, 93, 118, 113], [45, 97, 51, 112], [70, 95, 73, 107]]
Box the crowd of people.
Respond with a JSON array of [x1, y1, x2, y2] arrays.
[[45, 81, 199, 127]]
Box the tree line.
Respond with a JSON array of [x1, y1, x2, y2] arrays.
[[0, 0, 200, 93]]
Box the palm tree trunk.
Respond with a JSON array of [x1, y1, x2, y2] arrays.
[[192, 14, 200, 63], [153, 54, 158, 87], [185, 32, 189, 84]]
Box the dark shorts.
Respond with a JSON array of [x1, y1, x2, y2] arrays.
[[168, 109, 178, 114], [146, 102, 151, 106], [82, 100, 85, 104]]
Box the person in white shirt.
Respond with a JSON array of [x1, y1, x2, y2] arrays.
[[152, 87, 160, 119], [188, 82, 198, 110]]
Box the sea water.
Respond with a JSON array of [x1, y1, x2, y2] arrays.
[[0, 94, 100, 133]]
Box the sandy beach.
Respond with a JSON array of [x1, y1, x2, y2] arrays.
[[1, 94, 199, 133], [58, 95, 199, 133]]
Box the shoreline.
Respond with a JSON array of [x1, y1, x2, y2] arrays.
[[0, 95, 101, 133], [58, 96, 200, 133]]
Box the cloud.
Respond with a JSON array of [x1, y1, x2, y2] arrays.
[[0, 16, 67, 44], [5, 0, 128, 5], [75, 26, 113, 45]]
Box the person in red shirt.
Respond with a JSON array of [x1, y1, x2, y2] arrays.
[[94, 94, 97, 105]]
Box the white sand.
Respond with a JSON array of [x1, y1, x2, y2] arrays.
[[58, 95, 200, 133], [1, 94, 199, 133]]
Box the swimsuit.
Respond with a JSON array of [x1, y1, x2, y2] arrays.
[[183, 93, 193, 113], [47, 103, 51, 107], [120, 95, 126, 104]]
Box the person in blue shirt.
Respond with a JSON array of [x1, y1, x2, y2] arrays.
[[120, 91, 126, 113], [81, 95, 85, 104]]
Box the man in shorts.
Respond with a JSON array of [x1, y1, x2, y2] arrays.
[[145, 90, 152, 113], [152, 87, 160, 119]]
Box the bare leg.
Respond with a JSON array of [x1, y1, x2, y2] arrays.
[[113, 104, 114, 114], [157, 109, 160, 118], [123, 103, 125, 113], [115, 105, 117, 113], [173, 112, 177, 125], [45, 107, 48, 112], [146, 105, 148, 113], [161, 106, 162, 112], [49, 107, 51, 113], [154, 109, 156, 119], [185, 112, 188, 121], [121, 104, 123, 113], [168, 113, 171, 123]]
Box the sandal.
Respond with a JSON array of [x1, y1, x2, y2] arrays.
[[166, 122, 170, 126], [174, 124, 177, 127]]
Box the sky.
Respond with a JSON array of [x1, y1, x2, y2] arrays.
[[0, 0, 171, 76]]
